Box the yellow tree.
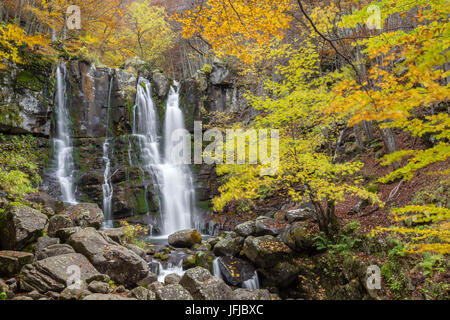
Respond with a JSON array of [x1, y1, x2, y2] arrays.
[[328, 0, 450, 254]]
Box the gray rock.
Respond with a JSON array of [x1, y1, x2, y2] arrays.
[[88, 281, 110, 294], [210, 62, 231, 85], [260, 262, 299, 288], [164, 273, 181, 285], [55, 227, 82, 243], [285, 208, 315, 224], [137, 273, 158, 287], [47, 215, 73, 237], [243, 236, 292, 268], [86, 274, 111, 284], [59, 281, 91, 300], [35, 237, 60, 252], [233, 289, 272, 300], [35, 244, 75, 261], [255, 218, 287, 236], [151, 71, 170, 97], [0, 251, 34, 277], [126, 243, 147, 259], [234, 221, 256, 237], [83, 293, 136, 300], [154, 284, 193, 300], [20, 253, 100, 293], [12, 296, 34, 300], [128, 286, 156, 300], [217, 256, 256, 287], [277, 221, 316, 253], [168, 229, 202, 248], [68, 228, 149, 287], [64, 203, 104, 229], [213, 237, 244, 257], [180, 267, 233, 300], [100, 227, 126, 244], [0, 205, 48, 250]]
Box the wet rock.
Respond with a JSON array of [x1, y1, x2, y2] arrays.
[[168, 229, 202, 248], [217, 256, 256, 287], [20, 253, 100, 293], [35, 244, 75, 261], [0, 251, 34, 277], [234, 221, 256, 237], [68, 228, 149, 287], [154, 284, 193, 300], [63, 203, 104, 229], [128, 286, 156, 300], [182, 255, 197, 270], [180, 267, 233, 300], [88, 281, 110, 294], [0, 204, 48, 250], [164, 273, 182, 285], [213, 237, 244, 257], [255, 218, 287, 236], [260, 262, 299, 288], [47, 215, 73, 237], [243, 236, 292, 268]]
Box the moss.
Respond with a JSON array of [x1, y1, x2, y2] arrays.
[[201, 64, 213, 74]]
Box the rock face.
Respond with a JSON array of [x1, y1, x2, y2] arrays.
[[179, 267, 233, 300], [0, 205, 48, 250], [68, 228, 149, 287], [0, 251, 34, 277], [63, 203, 104, 229], [168, 229, 202, 248], [243, 235, 292, 268], [20, 253, 100, 293]]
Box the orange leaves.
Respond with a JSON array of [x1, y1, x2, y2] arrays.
[[174, 0, 293, 65]]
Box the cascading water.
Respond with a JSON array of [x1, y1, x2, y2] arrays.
[[52, 63, 77, 205], [160, 83, 196, 235], [242, 272, 260, 290], [212, 258, 223, 280], [101, 77, 114, 229]]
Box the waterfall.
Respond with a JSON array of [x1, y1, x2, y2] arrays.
[[212, 258, 223, 280], [102, 77, 114, 229], [131, 78, 196, 236], [242, 271, 260, 290], [52, 63, 77, 205], [160, 83, 196, 235]]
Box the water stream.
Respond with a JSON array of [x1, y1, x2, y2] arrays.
[[52, 63, 77, 205]]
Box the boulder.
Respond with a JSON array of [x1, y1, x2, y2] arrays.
[[255, 217, 287, 236], [35, 237, 60, 252], [20, 253, 100, 293], [47, 215, 73, 237], [59, 281, 91, 300], [83, 294, 136, 300], [234, 221, 256, 237], [151, 71, 170, 98], [213, 237, 244, 257], [210, 62, 231, 85], [0, 251, 34, 277], [179, 267, 233, 300], [0, 205, 48, 250], [55, 227, 82, 243], [164, 273, 182, 285], [100, 227, 126, 244], [126, 244, 147, 259], [260, 261, 299, 288], [68, 228, 149, 287], [153, 284, 193, 300], [285, 208, 315, 224], [233, 289, 272, 300], [35, 244, 75, 261], [128, 286, 156, 300], [168, 229, 202, 248], [278, 221, 317, 253], [63, 203, 104, 229], [217, 256, 257, 287], [88, 281, 110, 294], [243, 236, 292, 268]]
